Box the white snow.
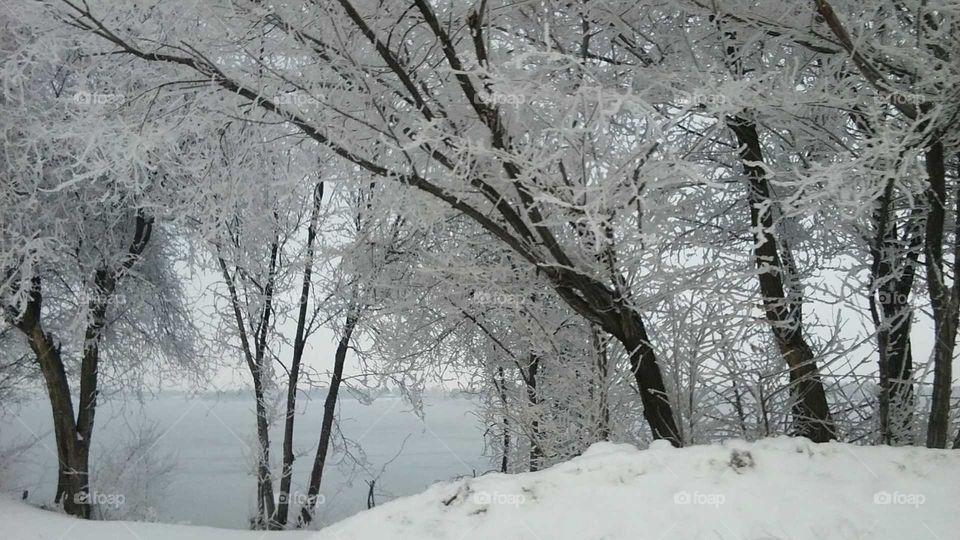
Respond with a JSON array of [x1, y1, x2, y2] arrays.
[[3, 437, 958, 540]]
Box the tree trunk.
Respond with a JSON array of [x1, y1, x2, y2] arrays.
[[496, 366, 509, 473], [276, 182, 323, 527], [298, 311, 358, 527], [7, 215, 153, 519], [253, 242, 279, 528], [731, 375, 748, 438], [24, 318, 90, 518], [869, 178, 919, 444], [521, 354, 542, 471], [252, 373, 277, 528], [729, 116, 837, 442], [591, 328, 611, 441], [547, 279, 681, 445], [217, 240, 279, 529], [614, 307, 682, 445], [923, 141, 959, 448]]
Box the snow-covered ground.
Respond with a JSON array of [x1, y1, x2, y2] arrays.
[[3, 437, 957, 540]]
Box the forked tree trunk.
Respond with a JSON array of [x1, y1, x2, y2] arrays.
[[23, 315, 90, 518], [276, 182, 324, 527], [298, 311, 358, 527], [7, 215, 153, 518], [849, 107, 921, 445], [252, 242, 279, 529], [869, 178, 920, 444], [217, 238, 280, 529]]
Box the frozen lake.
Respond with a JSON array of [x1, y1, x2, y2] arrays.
[[0, 393, 488, 528]]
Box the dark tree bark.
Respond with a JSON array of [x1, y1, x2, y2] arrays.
[[591, 328, 611, 441], [619, 329, 678, 443], [298, 310, 358, 527], [495, 366, 510, 473], [868, 178, 921, 444], [15, 285, 88, 518], [847, 105, 922, 445], [729, 116, 837, 443], [520, 354, 542, 471], [923, 142, 959, 448], [730, 375, 748, 438], [366, 479, 376, 509], [252, 243, 279, 529]]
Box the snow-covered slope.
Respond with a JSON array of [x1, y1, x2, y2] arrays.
[[0, 498, 314, 540], [4, 437, 958, 540]]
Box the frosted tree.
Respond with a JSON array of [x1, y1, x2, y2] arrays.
[[0, 6, 200, 517], [41, 0, 960, 454], [676, 0, 960, 446], [52, 0, 698, 445]]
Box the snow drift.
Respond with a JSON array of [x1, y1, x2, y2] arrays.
[[4, 437, 958, 540]]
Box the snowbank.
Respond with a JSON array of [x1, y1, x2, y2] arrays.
[[4, 437, 958, 539], [0, 496, 314, 540]]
